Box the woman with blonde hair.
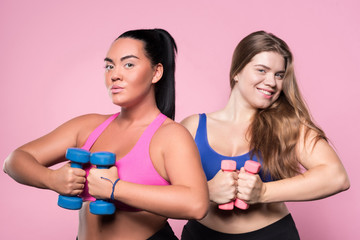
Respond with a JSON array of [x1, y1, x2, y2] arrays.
[[181, 31, 350, 239]]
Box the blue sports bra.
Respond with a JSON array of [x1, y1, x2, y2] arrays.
[[194, 113, 271, 182]]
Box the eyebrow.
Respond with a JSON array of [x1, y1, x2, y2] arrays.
[[255, 64, 285, 73], [104, 55, 140, 63]]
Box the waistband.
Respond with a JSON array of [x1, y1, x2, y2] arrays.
[[182, 214, 300, 240]]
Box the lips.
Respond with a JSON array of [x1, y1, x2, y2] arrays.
[[257, 88, 274, 98], [110, 85, 124, 94]]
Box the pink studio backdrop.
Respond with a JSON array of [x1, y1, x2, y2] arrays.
[[1, 0, 359, 239]]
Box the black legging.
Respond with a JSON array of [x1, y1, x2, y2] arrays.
[[148, 221, 178, 240], [181, 214, 300, 240]]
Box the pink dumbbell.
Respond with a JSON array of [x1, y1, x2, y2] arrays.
[[218, 160, 237, 210], [234, 160, 261, 210]]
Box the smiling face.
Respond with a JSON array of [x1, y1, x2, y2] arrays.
[[104, 37, 162, 108], [233, 51, 285, 110]]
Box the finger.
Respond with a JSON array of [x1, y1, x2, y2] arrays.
[[237, 168, 246, 179], [229, 179, 236, 187], [69, 182, 85, 191], [71, 189, 83, 196], [76, 183, 85, 190], [74, 176, 87, 184], [72, 168, 87, 177], [231, 171, 239, 180], [237, 172, 250, 184], [232, 187, 238, 199], [236, 191, 250, 201], [88, 168, 98, 177], [237, 179, 246, 188]]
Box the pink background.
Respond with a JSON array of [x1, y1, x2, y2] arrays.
[[1, 0, 359, 239]]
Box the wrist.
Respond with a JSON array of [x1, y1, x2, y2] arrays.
[[111, 178, 120, 200], [207, 180, 217, 202], [45, 169, 57, 192], [101, 177, 120, 200], [259, 182, 268, 203]]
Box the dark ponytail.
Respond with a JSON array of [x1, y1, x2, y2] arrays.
[[117, 29, 177, 120]]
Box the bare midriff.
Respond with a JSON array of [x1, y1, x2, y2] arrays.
[[77, 202, 167, 240], [198, 202, 289, 234]]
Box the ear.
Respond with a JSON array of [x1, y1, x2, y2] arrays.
[[151, 63, 163, 84], [233, 74, 239, 82]]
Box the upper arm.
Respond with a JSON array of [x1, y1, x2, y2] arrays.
[[153, 122, 207, 191], [297, 126, 346, 173], [17, 114, 103, 167]]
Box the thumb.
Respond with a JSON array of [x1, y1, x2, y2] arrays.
[[239, 167, 246, 174], [238, 167, 246, 180]]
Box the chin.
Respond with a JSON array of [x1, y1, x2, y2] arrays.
[[111, 99, 125, 107], [253, 102, 272, 110]]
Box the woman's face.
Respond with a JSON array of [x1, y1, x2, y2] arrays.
[[233, 51, 285, 110], [104, 37, 162, 107]]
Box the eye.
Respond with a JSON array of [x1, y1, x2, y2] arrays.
[[104, 64, 114, 71], [257, 68, 266, 73], [275, 72, 285, 80], [124, 63, 134, 68]]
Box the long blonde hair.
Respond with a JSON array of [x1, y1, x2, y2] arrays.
[[230, 31, 326, 179]]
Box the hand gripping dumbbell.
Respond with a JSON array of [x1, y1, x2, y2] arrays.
[[89, 151, 116, 215], [58, 148, 91, 210], [218, 160, 237, 210], [234, 160, 261, 210]]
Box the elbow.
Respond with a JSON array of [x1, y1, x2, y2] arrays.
[[339, 174, 350, 192], [3, 156, 11, 174], [185, 190, 209, 220], [3, 150, 19, 175], [333, 171, 350, 193], [3, 161, 8, 174], [186, 200, 209, 220]]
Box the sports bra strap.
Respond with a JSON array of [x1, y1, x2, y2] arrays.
[[81, 113, 120, 151], [195, 113, 207, 142]]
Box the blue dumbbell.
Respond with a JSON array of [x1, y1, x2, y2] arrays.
[[89, 151, 116, 215], [58, 148, 90, 210]]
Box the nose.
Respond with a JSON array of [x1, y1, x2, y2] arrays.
[[264, 73, 276, 87], [111, 67, 121, 82]]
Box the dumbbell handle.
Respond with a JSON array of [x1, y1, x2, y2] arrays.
[[218, 160, 237, 210], [89, 152, 116, 215], [70, 162, 83, 169], [235, 160, 261, 210], [58, 148, 90, 210]]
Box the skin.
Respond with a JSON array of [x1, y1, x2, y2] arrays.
[[3, 37, 209, 240], [181, 51, 350, 233]]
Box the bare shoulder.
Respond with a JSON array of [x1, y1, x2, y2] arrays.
[[70, 113, 116, 145], [179, 114, 200, 138], [68, 113, 112, 126], [158, 118, 193, 139], [150, 118, 198, 149], [151, 118, 200, 168], [53, 113, 111, 136]]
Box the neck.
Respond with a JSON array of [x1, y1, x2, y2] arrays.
[[220, 88, 257, 123], [118, 88, 161, 123]]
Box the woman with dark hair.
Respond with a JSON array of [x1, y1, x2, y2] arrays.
[[3, 28, 209, 240], [181, 31, 350, 239]]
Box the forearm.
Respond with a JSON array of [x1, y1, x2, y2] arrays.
[[113, 181, 208, 219], [3, 149, 53, 190], [262, 164, 350, 203]]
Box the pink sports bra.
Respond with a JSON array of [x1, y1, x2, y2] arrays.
[[79, 112, 170, 211]]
